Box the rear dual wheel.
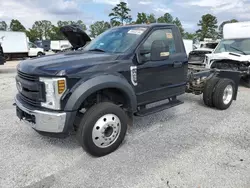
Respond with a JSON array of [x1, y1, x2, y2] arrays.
[[203, 78, 235, 110], [76, 102, 128, 157]]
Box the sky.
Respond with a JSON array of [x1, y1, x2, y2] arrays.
[[0, 0, 250, 33]]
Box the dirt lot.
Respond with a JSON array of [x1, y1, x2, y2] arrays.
[[0, 60, 20, 73], [0, 67, 250, 188]]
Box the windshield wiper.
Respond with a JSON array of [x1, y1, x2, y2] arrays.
[[229, 45, 246, 55], [88, 48, 106, 52]]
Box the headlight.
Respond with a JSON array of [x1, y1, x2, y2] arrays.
[[39, 77, 67, 110]]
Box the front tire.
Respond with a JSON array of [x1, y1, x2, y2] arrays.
[[37, 52, 44, 57], [212, 78, 235, 110], [4, 54, 11, 61], [76, 102, 128, 157]]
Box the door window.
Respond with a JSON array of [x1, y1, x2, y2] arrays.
[[141, 29, 176, 57], [29, 43, 37, 48]]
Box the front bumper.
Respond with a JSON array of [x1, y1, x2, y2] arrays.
[[15, 96, 67, 133]]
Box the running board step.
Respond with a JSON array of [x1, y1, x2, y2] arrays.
[[135, 100, 184, 117]]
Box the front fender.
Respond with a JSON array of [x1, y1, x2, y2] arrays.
[[64, 74, 137, 112]]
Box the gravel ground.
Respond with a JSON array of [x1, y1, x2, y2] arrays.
[[0, 71, 250, 188]]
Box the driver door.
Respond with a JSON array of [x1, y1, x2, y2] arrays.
[[135, 27, 188, 105], [28, 42, 37, 57]]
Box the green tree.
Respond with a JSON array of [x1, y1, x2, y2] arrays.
[[136, 12, 148, 24], [57, 20, 87, 31], [47, 20, 87, 40], [157, 13, 173, 23], [0, 21, 7, 31], [196, 14, 218, 40], [32, 20, 53, 40], [147, 13, 156, 23], [135, 13, 156, 24], [183, 32, 196, 40], [156, 13, 184, 36], [9, 19, 26, 32], [218, 19, 238, 38], [90, 21, 111, 38], [173, 17, 184, 36], [48, 25, 65, 40], [110, 20, 121, 27], [109, 1, 132, 25], [57, 21, 71, 27], [26, 29, 40, 42]]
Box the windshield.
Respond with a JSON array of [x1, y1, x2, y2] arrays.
[[84, 26, 148, 53], [214, 38, 250, 55], [29, 42, 37, 48]]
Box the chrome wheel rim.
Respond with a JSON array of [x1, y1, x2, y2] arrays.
[[223, 85, 233, 105], [92, 114, 121, 148]]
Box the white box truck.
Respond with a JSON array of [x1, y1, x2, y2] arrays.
[[50, 40, 71, 53], [0, 31, 45, 60]]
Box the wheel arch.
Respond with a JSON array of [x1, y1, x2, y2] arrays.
[[65, 74, 137, 112], [37, 51, 44, 56]]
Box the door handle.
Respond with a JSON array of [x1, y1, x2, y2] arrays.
[[173, 61, 183, 68]]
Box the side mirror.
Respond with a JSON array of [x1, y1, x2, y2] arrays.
[[150, 40, 170, 61], [136, 49, 150, 65]]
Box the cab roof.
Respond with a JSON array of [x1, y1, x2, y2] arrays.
[[113, 23, 176, 29]]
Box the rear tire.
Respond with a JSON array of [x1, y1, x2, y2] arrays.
[[212, 78, 235, 110], [203, 77, 219, 107], [76, 102, 128, 157]]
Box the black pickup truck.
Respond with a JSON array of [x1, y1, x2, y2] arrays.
[[14, 24, 240, 157]]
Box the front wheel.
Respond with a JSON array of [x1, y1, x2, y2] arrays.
[[76, 102, 128, 157], [37, 52, 44, 57], [4, 54, 10, 61]]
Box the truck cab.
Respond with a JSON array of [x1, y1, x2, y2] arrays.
[[14, 24, 240, 157], [28, 42, 45, 57]]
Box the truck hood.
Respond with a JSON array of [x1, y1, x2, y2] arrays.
[[17, 51, 119, 76], [60, 25, 91, 49], [206, 52, 250, 62]]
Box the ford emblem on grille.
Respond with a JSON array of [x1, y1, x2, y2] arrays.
[[16, 82, 23, 92]]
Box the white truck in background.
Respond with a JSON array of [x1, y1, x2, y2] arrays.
[[0, 31, 44, 60], [188, 39, 219, 68], [204, 21, 250, 87], [50, 40, 72, 53], [183, 39, 193, 56]]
